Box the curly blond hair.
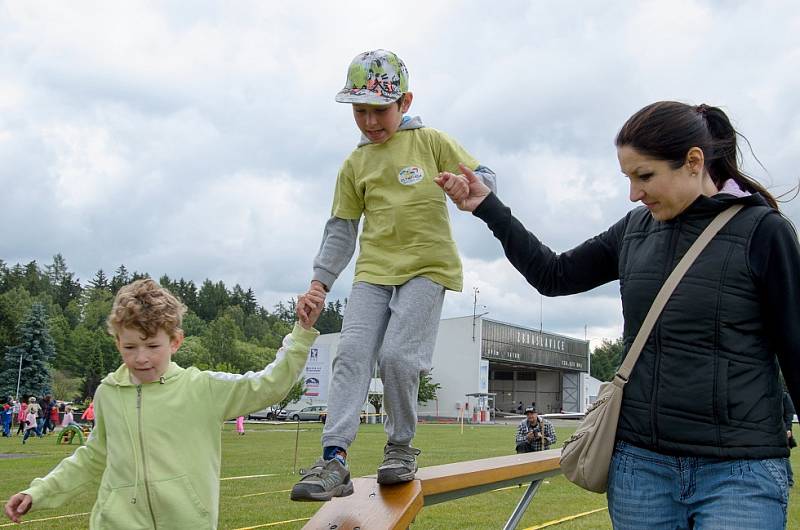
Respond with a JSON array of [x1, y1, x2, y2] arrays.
[[107, 279, 187, 339]]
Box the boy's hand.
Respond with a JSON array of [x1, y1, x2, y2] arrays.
[[296, 281, 327, 324], [308, 280, 327, 297], [297, 288, 326, 330], [4, 493, 32, 523], [435, 163, 491, 212]]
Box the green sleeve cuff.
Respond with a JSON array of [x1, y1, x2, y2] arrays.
[[291, 322, 320, 348]]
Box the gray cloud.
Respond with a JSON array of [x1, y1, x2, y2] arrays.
[[1, 1, 798, 345]]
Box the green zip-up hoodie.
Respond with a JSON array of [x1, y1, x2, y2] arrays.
[[22, 323, 318, 529]]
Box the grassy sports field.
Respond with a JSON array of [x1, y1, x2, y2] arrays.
[[1, 421, 798, 529]]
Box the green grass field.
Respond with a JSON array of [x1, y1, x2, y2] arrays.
[[1, 422, 798, 529]]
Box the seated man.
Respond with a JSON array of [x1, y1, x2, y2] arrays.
[[515, 407, 556, 453]]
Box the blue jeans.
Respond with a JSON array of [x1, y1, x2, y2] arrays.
[[608, 440, 788, 530], [22, 428, 34, 443]]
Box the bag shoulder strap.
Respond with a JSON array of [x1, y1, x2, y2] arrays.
[[614, 204, 744, 384]]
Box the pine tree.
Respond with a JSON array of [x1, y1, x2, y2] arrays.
[[45, 254, 69, 287], [315, 300, 345, 334], [4, 264, 25, 292], [197, 280, 230, 321], [243, 288, 258, 315], [47, 254, 82, 309], [110, 265, 131, 294], [82, 336, 105, 398], [23, 261, 48, 296], [55, 273, 83, 310], [130, 271, 150, 282], [230, 284, 247, 309], [88, 269, 110, 293], [174, 279, 198, 314], [159, 274, 178, 295], [0, 303, 56, 399]]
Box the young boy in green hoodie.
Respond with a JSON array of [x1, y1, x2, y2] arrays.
[[4, 279, 324, 529]]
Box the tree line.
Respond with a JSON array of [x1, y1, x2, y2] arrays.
[[0, 254, 344, 401], [589, 338, 624, 382]]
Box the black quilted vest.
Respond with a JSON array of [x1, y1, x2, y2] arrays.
[[616, 193, 788, 459]]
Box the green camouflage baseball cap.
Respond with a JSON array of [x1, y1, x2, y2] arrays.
[[335, 49, 409, 105]]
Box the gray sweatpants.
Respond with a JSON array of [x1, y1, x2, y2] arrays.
[[321, 276, 445, 450]]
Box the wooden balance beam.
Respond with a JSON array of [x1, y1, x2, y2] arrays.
[[303, 448, 562, 530]]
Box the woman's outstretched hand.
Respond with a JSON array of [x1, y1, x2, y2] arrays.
[[435, 163, 491, 212]]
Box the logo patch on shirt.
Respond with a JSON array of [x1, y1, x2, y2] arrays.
[[398, 166, 424, 186]]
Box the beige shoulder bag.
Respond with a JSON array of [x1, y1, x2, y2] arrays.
[[560, 204, 743, 493]]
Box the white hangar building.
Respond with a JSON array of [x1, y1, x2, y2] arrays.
[[303, 315, 590, 420]]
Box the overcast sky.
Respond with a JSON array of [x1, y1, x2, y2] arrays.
[[1, 1, 798, 348]]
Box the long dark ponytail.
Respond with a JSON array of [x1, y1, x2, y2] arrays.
[[615, 101, 779, 209]]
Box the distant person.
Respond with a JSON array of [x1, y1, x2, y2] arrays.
[[1, 398, 12, 437], [290, 48, 497, 502], [40, 396, 53, 435], [15, 400, 27, 436], [515, 407, 555, 453], [4, 278, 324, 527], [81, 400, 95, 428], [784, 391, 796, 487], [21, 409, 37, 445], [26, 397, 42, 437], [516, 401, 523, 414], [60, 406, 80, 429], [236, 415, 245, 435], [439, 101, 799, 528], [11, 399, 20, 426], [48, 401, 59, 432]]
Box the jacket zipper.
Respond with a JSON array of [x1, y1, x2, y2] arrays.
[[137, 385, 158, 529], [651, 220, 681, 448]]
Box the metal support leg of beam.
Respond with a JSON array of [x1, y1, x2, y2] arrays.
[[502, 479, 542, 530]]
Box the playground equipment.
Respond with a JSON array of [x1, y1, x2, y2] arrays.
[[56, 425, 90, 445], [303, 448, 562, 529]]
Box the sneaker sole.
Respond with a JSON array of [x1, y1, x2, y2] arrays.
[[376, 468, 416, 485], [290, 480, 354, 502]]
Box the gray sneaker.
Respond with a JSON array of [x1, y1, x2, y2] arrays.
[[290, 458, 354, 502], [377, 444, 421, 485]]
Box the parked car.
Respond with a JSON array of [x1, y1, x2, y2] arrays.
[[320, 409, 368, 424], [248, 408, 276, 420], [278, 405, 327, 422]]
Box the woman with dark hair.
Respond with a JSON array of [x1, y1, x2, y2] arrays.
[[437, 101, 799, 528]]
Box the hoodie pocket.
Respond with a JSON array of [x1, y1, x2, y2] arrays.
[[94, 485, 152, 529], [150, 475, 212, 529], [714, 359, 729, 425]]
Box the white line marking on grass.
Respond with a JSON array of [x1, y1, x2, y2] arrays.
[[0, 512, 89, 527], [220, 473, 277, 481], [491, 485, 527, 493], [255, 429, 310, 433], [239, 488, 291, 498], [523, 506, 608, 529], [233, 516, 311, 529]]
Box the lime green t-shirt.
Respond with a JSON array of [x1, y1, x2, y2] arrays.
[[332, 127, 478, 292]]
